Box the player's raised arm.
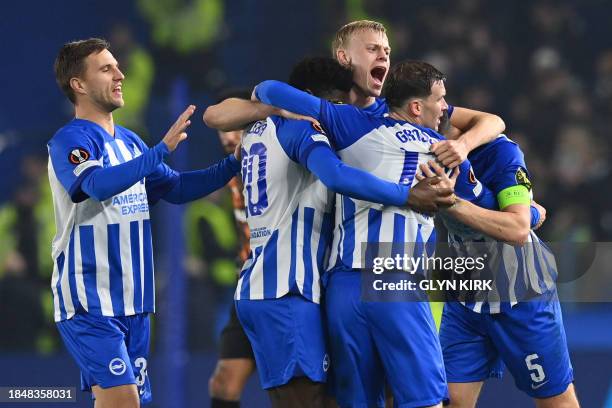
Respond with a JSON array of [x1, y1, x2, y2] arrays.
[[65, 105, 195, 202], [431, 106, 505, 168], [254, 80, 323, 119], [203, 97, 278, 131]]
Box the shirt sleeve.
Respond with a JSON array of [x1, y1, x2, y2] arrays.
[[255, 80, 322, 118], [454, 159, 497, 210], [48, 126, 103, 202], [488, 140, 532, 196], [160, 155, 241, 204], [306, 145, 410, 206], [145, 163, 180, 205], [272, 117, 333, 166]]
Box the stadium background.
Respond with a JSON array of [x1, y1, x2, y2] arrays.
[[1, 0, 611, 406]]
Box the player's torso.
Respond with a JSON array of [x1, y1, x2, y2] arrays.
[[48, 125, 154, 321], [236, 118, 333, 302], [329, 119, 439, 271], [444, 136, 557, 313]]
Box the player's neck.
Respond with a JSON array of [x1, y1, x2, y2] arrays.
[[389, 109, 420, 125], [348, 87, 376, 109], [75, 102, 115, 136]]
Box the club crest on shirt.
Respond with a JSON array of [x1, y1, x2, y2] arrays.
[[69, 148, 90, 165], [515, 167, 532, 190]]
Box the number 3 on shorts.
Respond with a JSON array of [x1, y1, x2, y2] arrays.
[[525, 353, 546, 383], [135, 357, 148, 390]]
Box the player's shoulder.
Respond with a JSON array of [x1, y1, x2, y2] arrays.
[[487, 134, 524, 162], [273, 115, 325, 135], [362, 97, 389, 115], [49, 119, 105, 148], [115, 124, 146, 145]]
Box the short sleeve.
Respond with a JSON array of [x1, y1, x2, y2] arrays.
[[488, 140, 531, 195], [48, 126, 103, 202], [273, 117, 334, 167]]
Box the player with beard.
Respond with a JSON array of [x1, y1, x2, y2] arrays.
[[49, 38, 241, 408]]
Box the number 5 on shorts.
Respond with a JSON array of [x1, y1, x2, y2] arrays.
[[525, 353, 546, 383]]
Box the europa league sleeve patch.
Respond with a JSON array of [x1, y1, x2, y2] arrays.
[[68, 148, 91, 165]]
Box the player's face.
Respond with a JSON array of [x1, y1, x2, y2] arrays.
[[80, 49, 125, 112], [419, 80, 448, 131], [218, 129, 243, 154], [339, 30, 390, 97]]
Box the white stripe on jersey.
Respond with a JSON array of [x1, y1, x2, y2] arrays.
[[94, 225, 114, 316], [59, 244, 75, 317], [74, 226, 89, 311], [115, 139, 134, 162], [295, 211, 306, 294], [275, 223, 291, 297], [120, 224, 135, 316], [50, 258, 61, 322], [105, 142, 121, 165]]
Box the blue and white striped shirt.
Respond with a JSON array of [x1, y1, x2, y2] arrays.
[[235, 117, 334, 303], [48, 119, 175, 321]]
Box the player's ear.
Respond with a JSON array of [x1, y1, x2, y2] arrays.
[[408, 100, 421, 117], [337, 49, 350, 66], [70, 77, 87, 97]]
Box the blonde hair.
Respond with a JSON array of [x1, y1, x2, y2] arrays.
[[332, 20, 387, 57]]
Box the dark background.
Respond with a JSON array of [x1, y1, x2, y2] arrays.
[[0, 1, 611, 407]]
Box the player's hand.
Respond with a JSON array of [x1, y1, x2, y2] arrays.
[[430, 139, 468, 169], [407, 176, 455, 213], [163, 105, 195, 152], [273, 108, 321, 128], [532, 201, 546, 230], [416, 160, 459, 191]]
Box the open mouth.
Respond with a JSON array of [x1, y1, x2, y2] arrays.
[[112, 85, 122, 97], [370, 66, 387, 86]]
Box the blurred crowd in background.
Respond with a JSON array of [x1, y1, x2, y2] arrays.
[[1, 0, 611, 355]]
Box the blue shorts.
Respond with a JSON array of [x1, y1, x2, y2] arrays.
[[56, 313, 152, 404], [325, 270, 448, 408], [439, 297, 574, 398], [235, 294, 328, 389]]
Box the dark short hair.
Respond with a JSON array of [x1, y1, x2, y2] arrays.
[[383, 60, 446, 109], [215, 87, 252, 104], [54, 38, 110, 103], [288, 57, 353, 98]]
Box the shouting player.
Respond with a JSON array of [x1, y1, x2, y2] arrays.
[[49, 38, 240, 407], [250, 57, 502, 406], [207, 57, 457, 408]]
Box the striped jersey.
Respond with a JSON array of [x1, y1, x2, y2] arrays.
[[442, 135, 558, 314], [315, 101, 478, 273], [47, 119, 177, 322], [235, 117, 334, 303]]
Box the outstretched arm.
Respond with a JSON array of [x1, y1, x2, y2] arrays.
[[161, 154, 241, 204], [254, 80, 323, 119], [203, 98, 277, 131], [306, 145, 455, 211], [81, 105, 195, 202]]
